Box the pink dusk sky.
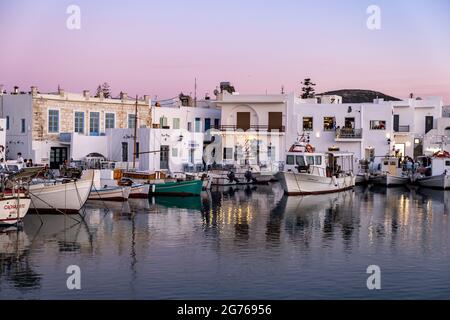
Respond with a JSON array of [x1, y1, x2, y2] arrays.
[[1, 0, 449, 102]]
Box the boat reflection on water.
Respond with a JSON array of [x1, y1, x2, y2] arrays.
[[23, 214, 94, 253], [149, 196, 203, 212], [0, 226, 41, 290]]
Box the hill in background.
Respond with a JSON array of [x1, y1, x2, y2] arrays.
[[320, 89, 402, 103]]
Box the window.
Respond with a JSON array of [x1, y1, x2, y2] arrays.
[[128, 114, 137, 129], [135, 142, 140, 159], [21, 119, 26, 133], [214, 118, 220, 129], [105, 113, 115, 129], [89, 112, 100, 136], [303, 117, 313, 131], [323, 117, 335, 131], [172, 148, 178, 157], [172, 118, 180, 129], [370, 120, 386, 130], [48, 109, 59, 133], [205, 118, 211, 131], [446, 161, 450, 167], [159, 116, 168, 128], [223, 147, 233, 160], [122, 142, 128, 162], [188, 122, 192, 132], [296, 156, 306, 166], [306, 156, 315, 165], [74, 112, 84, 133], [6, 116, 9, 130], [315, 156, 322, 166], [286, 155, 295, 165], [195, 118, 201, 132]]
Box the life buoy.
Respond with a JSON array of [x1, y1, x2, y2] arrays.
[[305, 144, 313, 153]]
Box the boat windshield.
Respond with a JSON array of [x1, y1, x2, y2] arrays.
[[296, 156, 306, 166]]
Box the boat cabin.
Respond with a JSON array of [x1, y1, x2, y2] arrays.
[[380, 157, 400, 175], [284, 151, 354, 177], [417, 151, 450, 176]]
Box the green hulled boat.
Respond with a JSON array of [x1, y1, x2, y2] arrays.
[[148, 179, 203, 196]]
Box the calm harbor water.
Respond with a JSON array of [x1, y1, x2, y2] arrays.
[[1, 183, 450, 299]]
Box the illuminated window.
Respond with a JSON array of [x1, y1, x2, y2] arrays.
[[370, 120, 386, 130], [323, 117, 335, 131], [303, 117, 313, 131]]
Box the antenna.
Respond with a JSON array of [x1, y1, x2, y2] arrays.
[[194, 77, 197, 107], [281, 85, 285, 94]]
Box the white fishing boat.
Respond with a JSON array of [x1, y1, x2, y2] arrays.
[[369, 157, 410, 187], [28, 170, 94, 214], [355, 173, 369, 185], [0, 168, 39, 224], [276, 141, 355, 196], [129, 184, 150, 198], [415, 151, 450, 189], [0, 193, 31, 225], [89, 185, 131, 201]]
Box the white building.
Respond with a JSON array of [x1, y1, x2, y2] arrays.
[[287, 94, 394, 166], [212, 92, 287, 169]]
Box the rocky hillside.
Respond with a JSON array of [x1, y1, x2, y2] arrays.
[[320, 89, 401, 103]]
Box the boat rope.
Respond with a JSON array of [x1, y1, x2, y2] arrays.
[[92, 185, 112, 216], [292, 171, 303, 194], [73, 178, 88, 221]]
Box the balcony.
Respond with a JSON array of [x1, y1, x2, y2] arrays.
[[394, 125, 410, 133], [214, 125, 285, 133], [335, 128, 363, 141]]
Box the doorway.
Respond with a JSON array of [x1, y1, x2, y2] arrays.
[[268, 112, 283, 131], [50, 147, 68, 169], [236, 112, 251, 131], [160, 145, 169, 170]]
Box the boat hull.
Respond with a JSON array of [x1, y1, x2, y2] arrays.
[[148, 180, 203, 196], [89, 186, 131, 201], [28, 170, 94, 214], [129, 184, 150, 199], [417, 174, 450, 190], [276, 171, 355, 196], [370, 174, 409, 187], [0, 195, 31, 225]]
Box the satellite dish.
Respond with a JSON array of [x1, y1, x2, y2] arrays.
[[213, 89, 219, 96]]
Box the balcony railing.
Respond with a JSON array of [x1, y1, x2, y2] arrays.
[[394, 125, 410, 133], [335, 128, 363, 139], [214, 125, 285, 132]]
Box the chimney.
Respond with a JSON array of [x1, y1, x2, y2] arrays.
[[144, 95, 150, 104], [31, 86, 38, 96], [98, 90, 104, 99], [83, 90, 90, 99], [0, 84, 4, 96], [58, 86, 65, 97], [13, 86, 19, 94], [120, 92, 128, 100]]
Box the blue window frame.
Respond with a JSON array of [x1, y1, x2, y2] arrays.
[[48, 110, 59, 133], [89, 112, 100, 136], [74, 112, 84, 133]]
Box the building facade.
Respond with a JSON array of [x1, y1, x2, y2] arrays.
[[0, 86, 151, 168]]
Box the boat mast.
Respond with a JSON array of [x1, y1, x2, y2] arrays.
[[132, 95, 138, 170]]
